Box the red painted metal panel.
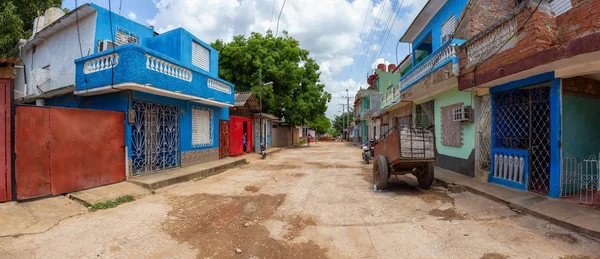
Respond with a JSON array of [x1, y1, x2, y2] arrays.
[[229, 116, 253, 156], [49, 108, 125, 195], [15, 106, 51, 199], [0, 81, 7, 202], [219, 120, 231, 159]]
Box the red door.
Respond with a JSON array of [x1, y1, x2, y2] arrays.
[[15, 107, 51, 199], [0, 80, 11, 202]]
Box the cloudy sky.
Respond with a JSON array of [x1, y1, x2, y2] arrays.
[[63, 0, 427, 119]]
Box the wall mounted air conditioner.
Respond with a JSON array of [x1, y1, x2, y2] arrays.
[[452, 105, 473, 122], [97, 40, 118, 52]]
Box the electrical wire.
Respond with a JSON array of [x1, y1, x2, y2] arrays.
[[108, 0, 115, 89], [269, 0, 277, 32], [275, 0, 287, 37], [355, 0, 388, 82], [363, 0, 397, 74], [347, 0, 373, 80], [373, 0, 405, 68], [471, 0, 542, 77]]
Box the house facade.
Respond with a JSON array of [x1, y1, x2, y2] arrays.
[[380, 0, 474, 177], [14, 4, 234, 176], [457, 0, 600, 201], [353, 63, 399, 144], [230, 92, 259, 156]]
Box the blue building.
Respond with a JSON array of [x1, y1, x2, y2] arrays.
[[380, 0, 473, 177], [14, 4, 234, 176]]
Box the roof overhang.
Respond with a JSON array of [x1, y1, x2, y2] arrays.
[[253, 113, 279, 120], [74, 83, 233, 107], [24, 4, 97, 51], [400, 0, 447, 43]]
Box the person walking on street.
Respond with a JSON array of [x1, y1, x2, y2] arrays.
[[307, 134, 312, 147]]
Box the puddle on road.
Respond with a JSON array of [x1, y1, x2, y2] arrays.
[[163, 193, 327, 259]]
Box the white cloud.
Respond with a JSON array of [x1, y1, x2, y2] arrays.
[[147, 0, 426, 119], [127, 11, 137, 21]]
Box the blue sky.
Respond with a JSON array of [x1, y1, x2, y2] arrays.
[[63, 0, 426, 119]]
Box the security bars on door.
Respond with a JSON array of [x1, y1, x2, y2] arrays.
[[492, 84, 551, 194], [131, 101, 180, 175], [415, 101, 435, 129], [478, 95, 492, 171]]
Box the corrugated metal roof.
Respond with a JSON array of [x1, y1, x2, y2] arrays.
[[234, 92, 260, 112], [0, 57, 22, 64]]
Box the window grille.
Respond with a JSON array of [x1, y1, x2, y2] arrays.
[[441, 15, 455, 43], [115, 27, 140, 45]]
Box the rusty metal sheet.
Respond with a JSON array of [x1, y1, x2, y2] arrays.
[[15, 106, 51, 200], [0, 82, 7, 202], [373, 128, 400, 165], [49, 108, 125, 195]]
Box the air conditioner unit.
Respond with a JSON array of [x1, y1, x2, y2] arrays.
[[452, 105, 473, 122], [97, 40, 118, 52]]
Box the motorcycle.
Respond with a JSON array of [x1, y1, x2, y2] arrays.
[[362, 139, 376, 164], [261, 142, 267, 159]]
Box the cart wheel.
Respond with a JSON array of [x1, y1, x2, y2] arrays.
[[417, 163, 435, 189], [372, 156, 388, 191]]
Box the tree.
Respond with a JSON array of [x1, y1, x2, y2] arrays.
[[332, 111, 353, 136], [327, 127, 339, 138], [0, 0, 63, 57], [211, 31, 331, 127], [309, 115, 331, 134]]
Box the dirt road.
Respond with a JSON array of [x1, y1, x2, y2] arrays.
[[1, 143, 599, 258]]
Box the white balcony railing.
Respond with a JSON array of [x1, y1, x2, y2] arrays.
[[401, 44, 456, 88], [381, 41, 459, 109], [145, 54, 192, 82], [466, 15, 518, 63], [83, 54, 119, 74], [208, 78, 232, 94]]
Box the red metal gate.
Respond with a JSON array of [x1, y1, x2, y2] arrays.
[[219, 120, 230, 159], [229, 116, 253, 156], [0, 79, 12, 202], [15, 106, 125, 200]]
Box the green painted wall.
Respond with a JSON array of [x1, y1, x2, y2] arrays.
[[562, 94, 600, 159], [416, 87, 475, 159], [376, 69, 401, 93]]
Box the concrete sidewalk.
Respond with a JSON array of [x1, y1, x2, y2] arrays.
[[434, 166, 600, 239]]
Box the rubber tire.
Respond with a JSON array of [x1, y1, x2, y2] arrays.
[[364, 155, 370, 164], [373, 156, 389, 190], [417, 163, 435, 189]]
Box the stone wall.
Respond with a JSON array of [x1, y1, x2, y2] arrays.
[[181, 148, 219, 167]]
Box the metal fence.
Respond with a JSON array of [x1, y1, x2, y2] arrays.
[[477, 95, 491, 170], [560, 153, 598, 204]]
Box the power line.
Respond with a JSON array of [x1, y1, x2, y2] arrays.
[[358, 0, 395, 78], [347, 1, 373, 80], [470, 0, 542, 77], [269, 0, 277, 31], [354, 0, 387, 82], [275, 0, 287, 37], [373, 0, 405, 70]]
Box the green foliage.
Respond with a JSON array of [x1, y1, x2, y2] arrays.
[[90, 195, 134, 210], [0, 0, 63, 57], [211, 31, 331, 127], [309, 115, 331, 134], [327, 127, 339, 137], [332, 111, 353, 136]]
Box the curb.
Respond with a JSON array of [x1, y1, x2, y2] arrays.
[[130, 159, 248, 190], [434, 178, 600, 240]]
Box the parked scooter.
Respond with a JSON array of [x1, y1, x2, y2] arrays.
[[261, 142, 267, 159], [362, 139, 376, 164]]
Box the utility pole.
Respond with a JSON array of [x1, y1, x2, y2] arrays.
[[338, 103, 345, 138], [259, 68, 263, 151], [342, 90, 353, 141]]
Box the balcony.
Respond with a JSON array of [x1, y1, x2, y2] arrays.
[[381, 39, 462, 109], [74, 44, 234, 107]]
